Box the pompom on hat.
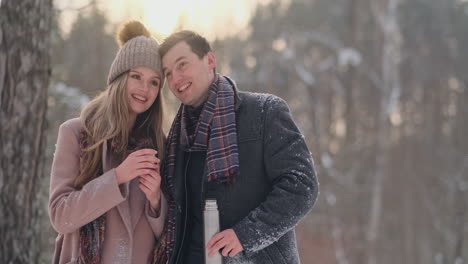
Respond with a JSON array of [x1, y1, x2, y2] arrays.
[[107, 20, 162, 84]]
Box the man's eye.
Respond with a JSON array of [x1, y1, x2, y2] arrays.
[[179, 62, 187, 69]]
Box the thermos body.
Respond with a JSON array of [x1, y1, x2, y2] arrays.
[[204, 199, 223, 264]]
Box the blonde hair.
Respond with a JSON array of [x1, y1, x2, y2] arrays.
[[75, 72, 166, 189]]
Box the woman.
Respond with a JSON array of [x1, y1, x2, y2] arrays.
[[49, 21, 167, 264]]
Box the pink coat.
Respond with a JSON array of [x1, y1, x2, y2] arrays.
[[48, 118, 167, 264]]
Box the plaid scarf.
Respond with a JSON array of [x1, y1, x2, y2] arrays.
[[78, 129, 164, 264], [157, 74, 240, 261]]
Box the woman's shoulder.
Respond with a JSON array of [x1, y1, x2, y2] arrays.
[[59, 117, 82, 135]]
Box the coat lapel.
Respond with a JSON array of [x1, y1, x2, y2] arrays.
[[102, 140, 133, 235], [129, 179, 146, 230]]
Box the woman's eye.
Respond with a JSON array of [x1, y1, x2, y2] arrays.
[[152, 80, 159, 87], [131, 74, 141, 80]]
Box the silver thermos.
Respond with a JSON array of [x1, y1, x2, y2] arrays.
[[204, 199, 223, 264]]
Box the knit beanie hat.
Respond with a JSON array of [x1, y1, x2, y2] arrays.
[[107, 21, 162, 84]]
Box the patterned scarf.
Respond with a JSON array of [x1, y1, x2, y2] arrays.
[[78, 129, 164, 264], [157, 74, 240, 261]]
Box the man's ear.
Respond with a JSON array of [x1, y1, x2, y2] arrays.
[[206, 51, 216, 70]]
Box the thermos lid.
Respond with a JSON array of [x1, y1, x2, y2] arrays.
[[205, 199, 218, 210]]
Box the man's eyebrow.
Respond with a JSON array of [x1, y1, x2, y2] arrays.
[[174, 56, 187, 64], [163, 56, 187, 75]]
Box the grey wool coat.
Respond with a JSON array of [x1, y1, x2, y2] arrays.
[[167, 77, 319, 264], [48, 118, 167, 264]]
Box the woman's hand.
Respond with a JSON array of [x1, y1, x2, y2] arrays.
[[115, 148, 160, 185], [138, 169, 162, 212]]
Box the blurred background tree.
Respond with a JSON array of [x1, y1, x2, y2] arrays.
[[215, 0, 468, 263], [58, 2, 117, 98]]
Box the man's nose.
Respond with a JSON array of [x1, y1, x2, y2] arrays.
[[172, 69, 183, 86], [172, 70, 182, 83]]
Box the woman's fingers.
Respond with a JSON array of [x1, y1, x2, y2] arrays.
[[139, 173, 162, 211], [136, 161, 159, 170], [139, 181, 150, 195], [135, 155, 160, 164], [140, 172, 161, 186], [131, 149, 157, 157], [117, 149, 161, 184], [134, 168, 156, 178]]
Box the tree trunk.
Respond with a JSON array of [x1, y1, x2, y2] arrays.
[[0, 0, 51, 262]]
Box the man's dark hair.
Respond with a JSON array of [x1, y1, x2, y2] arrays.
[[159, 30, 212, 59]]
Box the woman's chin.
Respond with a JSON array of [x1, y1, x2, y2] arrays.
[[131, 105, 150, 114]]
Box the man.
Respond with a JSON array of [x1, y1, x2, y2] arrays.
[[158, 30, 318, 264]]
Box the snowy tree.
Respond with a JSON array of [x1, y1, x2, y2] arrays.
[[0, 0, 52, 262]]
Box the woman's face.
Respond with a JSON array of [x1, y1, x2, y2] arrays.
[[126, 66, 162, 118]]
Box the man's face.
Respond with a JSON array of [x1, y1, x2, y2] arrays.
[[162, 41, 216, 107]]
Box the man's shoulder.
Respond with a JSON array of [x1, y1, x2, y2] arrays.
[[237, 91, 288, 112], [235, 91, 289, 130], [238, 90, 276, 101]]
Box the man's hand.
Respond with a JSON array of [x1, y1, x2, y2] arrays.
[[207, 229, 244, 257]]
